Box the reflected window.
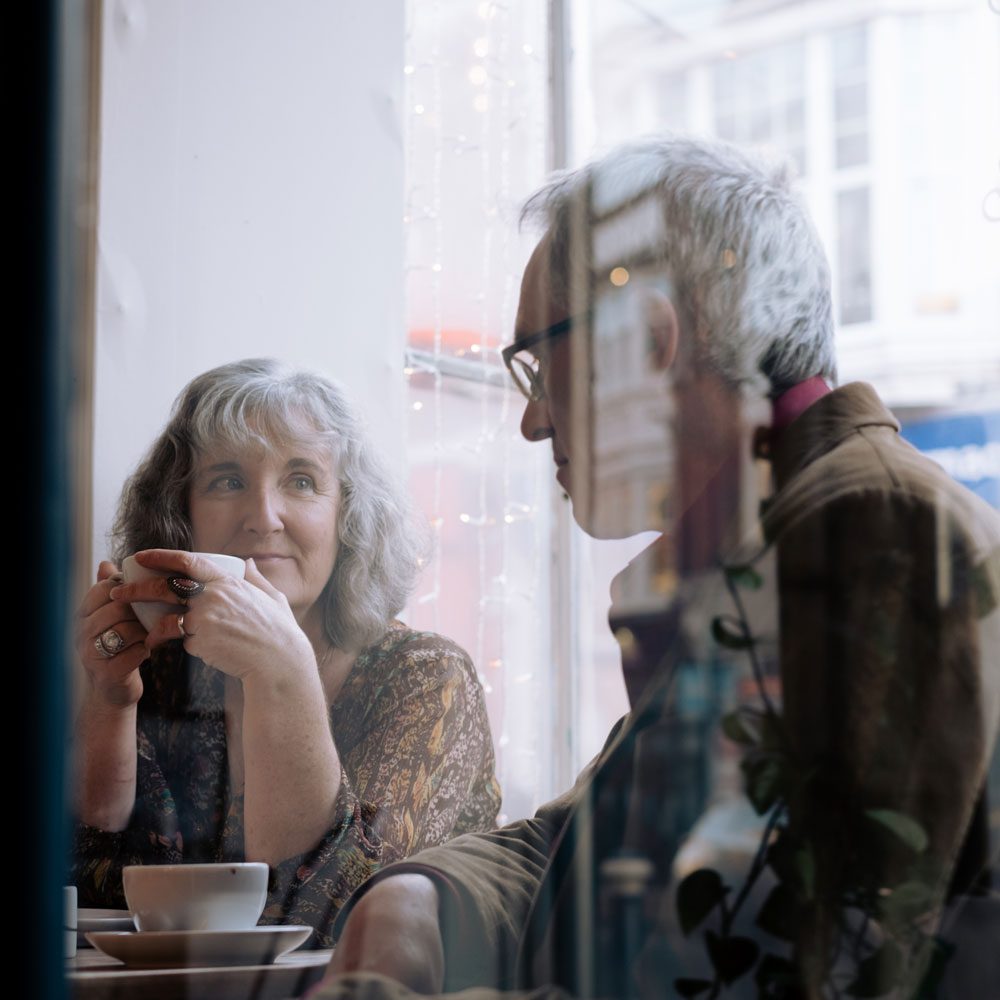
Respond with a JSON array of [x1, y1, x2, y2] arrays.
[[831, 23, 869, 169], [836, 186, 872, 325], [713, 40, 807, 176]]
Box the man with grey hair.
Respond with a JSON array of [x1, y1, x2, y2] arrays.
[[312, 136, 1000, 999]]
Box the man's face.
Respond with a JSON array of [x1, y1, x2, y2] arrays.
[[515, 239, 577, 498], [513, 234, 678, 540]]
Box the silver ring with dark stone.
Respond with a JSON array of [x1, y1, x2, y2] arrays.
[[167, 576, 206, 601]]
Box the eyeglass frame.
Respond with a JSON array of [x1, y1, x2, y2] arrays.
[[500, 314, 582, 402]]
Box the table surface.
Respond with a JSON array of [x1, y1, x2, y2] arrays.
[[67, 946, 333, 1000]]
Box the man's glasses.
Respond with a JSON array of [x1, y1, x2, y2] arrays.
[[501, 314, 577, 402]]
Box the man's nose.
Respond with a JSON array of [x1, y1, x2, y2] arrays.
[[242, 486, 284, 534], [520, 394, 554, 444]]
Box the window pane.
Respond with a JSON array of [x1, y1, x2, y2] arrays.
[[783, 98, 805, 135], [832, 22, 867, 79], [658, 72, 689, 130], [831, 24, 869, 168], [406, 373, 559, 818], [835, 130, 869, 169], [835, 80, 867, 121], [710, 39, 808, 175], [403, 0, 560, 809], [404, 0, 549, 362], [837, 186, 872, 325]]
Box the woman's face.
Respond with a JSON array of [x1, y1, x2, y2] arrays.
[[188, 437, 341, 629]]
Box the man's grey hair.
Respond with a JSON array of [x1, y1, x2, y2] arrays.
[[112, 358, 426, 652], [521, 134, 837, 394]]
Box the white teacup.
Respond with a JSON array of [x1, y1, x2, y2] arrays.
[[121, 552, 246, 631], [123, 862, 269, 933]]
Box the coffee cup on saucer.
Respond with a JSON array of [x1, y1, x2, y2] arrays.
[[121, 553, 246, 631], [123, 862, 268, 933]]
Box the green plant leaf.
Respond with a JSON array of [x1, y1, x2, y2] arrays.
[[711, 614, 754, 650], [721, 710, 757, 746], [755, 884, 802, 942], [704, 930, 760, 984], [864, 809, 929, 854], [722, 707, 784, 751], [676, 868, 728, 936], [878, 880, 937, 926], [846, 941, 904, 998], [740, 753, 785, 814], [913, 937, 956, 1000], [725, 564, 764, 590], [674, 978, 713, 998]]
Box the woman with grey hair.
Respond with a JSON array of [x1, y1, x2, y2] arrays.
[[73, 358, 500, 945]]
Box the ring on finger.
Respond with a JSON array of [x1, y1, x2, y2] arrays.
[[95, 628, 126, 658], [167, 576, 206, 601]]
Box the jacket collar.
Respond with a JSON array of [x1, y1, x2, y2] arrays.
[[769, 381, 900, 492]]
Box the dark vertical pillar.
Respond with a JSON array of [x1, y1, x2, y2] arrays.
[[15, 2, 70, 997]]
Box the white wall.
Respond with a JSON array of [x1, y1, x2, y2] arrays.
[[92, 0, 404, 564]]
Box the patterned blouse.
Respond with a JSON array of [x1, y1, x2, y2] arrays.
[[73, 621, 501, 946]]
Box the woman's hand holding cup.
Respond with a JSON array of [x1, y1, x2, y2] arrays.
[[111, 549, 313, 686], [77, 561, 149, 708]]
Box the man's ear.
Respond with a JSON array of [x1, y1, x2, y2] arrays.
[[643, 288, 680, 372]]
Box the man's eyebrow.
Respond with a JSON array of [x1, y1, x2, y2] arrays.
[[518, 315, 576, 346], [505, 314, 578, 362]]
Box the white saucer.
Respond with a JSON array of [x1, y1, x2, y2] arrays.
[[85, 925, 313, 968]]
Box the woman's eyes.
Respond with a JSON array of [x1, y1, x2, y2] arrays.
[[203, 473, 318, 493], [208, 475, 244, 492]]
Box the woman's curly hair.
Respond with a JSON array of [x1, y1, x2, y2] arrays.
[[111, 358, 427, 651]]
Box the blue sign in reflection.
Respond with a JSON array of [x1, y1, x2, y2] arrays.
[[901, 410, 1000, 508]]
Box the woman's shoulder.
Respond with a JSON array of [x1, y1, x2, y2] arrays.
[[353, 621, 478, 688], [362, 620, 471, 658]]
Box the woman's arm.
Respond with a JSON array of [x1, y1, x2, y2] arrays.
[[238, 639, 342, 865], [75, 562, 149, 831], [73, 719, 185, 907], [75, 695, 138, 832]]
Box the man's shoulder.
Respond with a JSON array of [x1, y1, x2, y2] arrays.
[[768, 405, 1000, 558], [828, 427, 997, 538]]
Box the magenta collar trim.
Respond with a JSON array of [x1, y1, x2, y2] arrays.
[[771, 376, 831, 432]]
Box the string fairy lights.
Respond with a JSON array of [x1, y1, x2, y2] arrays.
[[401, 0, 553, 820]]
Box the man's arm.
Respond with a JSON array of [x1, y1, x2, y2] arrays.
[[326, 784, 580, 993], [322, 719, 630, 994], [325, 875, 445, 993]]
